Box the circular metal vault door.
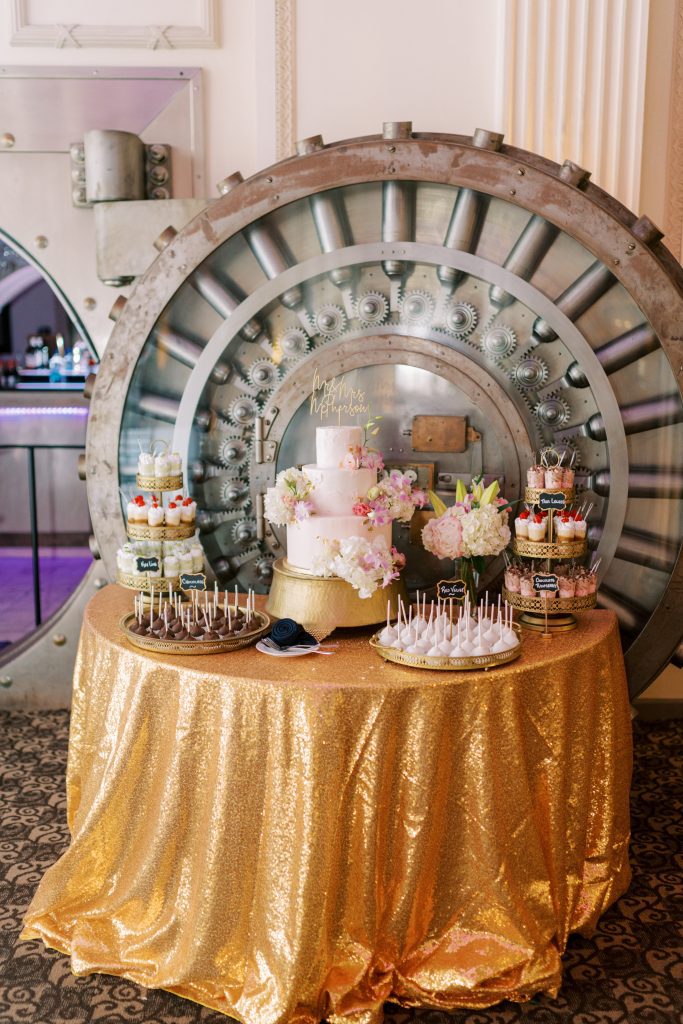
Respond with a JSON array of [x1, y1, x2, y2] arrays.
[[85, 126, 683, 695]]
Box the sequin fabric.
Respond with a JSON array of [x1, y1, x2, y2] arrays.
[[22, 585, 632, 1023]]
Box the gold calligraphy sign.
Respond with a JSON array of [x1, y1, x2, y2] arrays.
[[309, 369, 370, 423]]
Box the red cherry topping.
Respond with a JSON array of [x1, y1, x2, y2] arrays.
[[168, 502, 177, 509], [175, 494, 183, 501], [135, 495, 145, 504], [575, 513, 583, 522], [519, 509, 530, 520], [534, 513, 543, 523], [182, 497, 191, 505]]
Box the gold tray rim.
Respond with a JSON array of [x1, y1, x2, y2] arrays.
[[512, 537, 587, 559], [127, 522, 195, 540], [524, 486, 575, 503], [116, 571, 180, 592], [119, 609, 272, 655], [369, 627, 522, 672], [502, 586, 597, 611], [135, 473, 184, 492]]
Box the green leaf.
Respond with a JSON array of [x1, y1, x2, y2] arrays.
[[428, 489, 448, 517]]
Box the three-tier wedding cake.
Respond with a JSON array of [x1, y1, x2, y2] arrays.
[[284, 425, 392, 572]]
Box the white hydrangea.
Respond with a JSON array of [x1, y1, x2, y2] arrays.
[[460, 504, 511, 557]]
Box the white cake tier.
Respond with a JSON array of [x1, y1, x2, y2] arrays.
[[315, 425, 363, 468], [303, 464, 375, 516], [287, 517, 392, 573]]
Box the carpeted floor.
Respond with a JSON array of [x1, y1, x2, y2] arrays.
[[0, 711, 681, 1024]]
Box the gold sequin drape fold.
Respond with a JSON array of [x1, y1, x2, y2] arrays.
[[22, 587, 632, 1023]]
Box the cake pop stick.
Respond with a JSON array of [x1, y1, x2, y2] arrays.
[[234, 585, 239, 615], [449, 598, 453, 640]]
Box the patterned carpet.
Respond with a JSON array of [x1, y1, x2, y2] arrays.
[[1, 711, 681, 1024]]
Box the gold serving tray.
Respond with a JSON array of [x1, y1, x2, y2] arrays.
[[116, 570, 180, 594], [136, 472, 184, 492], [119, 609, 271, 656], [502, 587, 597, 612], [127, 521, 195, 541], [369, 626, 522, 672], [524, 485, 575, 504], [513, 537, 587, 559]]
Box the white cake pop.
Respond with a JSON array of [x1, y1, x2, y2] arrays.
[[460, 617, 475, 655], [471, 620, 491, 657], [502, 603, 518, 646], [449, 619, 466, 658], [378, 599, 396, 646]]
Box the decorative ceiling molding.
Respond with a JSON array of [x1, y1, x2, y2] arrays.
[[665, 0, 683, 261], [274, 0, 296, 160], [500, 0, 650, 212], [10, 0, 218, 49]]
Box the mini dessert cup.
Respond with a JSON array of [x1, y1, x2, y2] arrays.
[[520, 576, 535, 597], [164, 555, 179, 578], [555, 517, 575, 540], [148, 504, 164, 527], [585, 574, 597, 594], [154, 453, 171, 477], [558, 578, 576, 599], [527, 519, 547, 541], [504, 569, 521, 593], [573, 518, 587, 538], [527, 466, 545, 488], [169, 452, 182, 474], [515, 515, 530, 538], [575, 576, 591, 597], [165, 502, 181, 526], [190, 543, 204, 572], [179, 552, 194, 573], [545, 467, 564, 488], [138, 452, 155, 476], [180, 498, 197, 523], [562, 468, 575, 488]]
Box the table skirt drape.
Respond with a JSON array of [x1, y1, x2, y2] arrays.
[[22, 586, 632, 1024]]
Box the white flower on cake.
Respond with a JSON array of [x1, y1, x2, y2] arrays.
[[312, 535, 406, 599], [264, 468, 315, 526]]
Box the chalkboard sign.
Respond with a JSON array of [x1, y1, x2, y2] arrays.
[[180, 572, 207, 592], [533, 573, 559, 592], [436, 579, 467, 600], [538, 491, 566, 511], [136, 556, 159, 573]]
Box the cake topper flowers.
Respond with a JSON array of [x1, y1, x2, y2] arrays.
[[312, 535, 406, 598], [353, 470, 428, 526], [264, 468, 315, 526], [340, 414, 385, 471]]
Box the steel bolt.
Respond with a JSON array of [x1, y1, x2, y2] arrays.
[[52, 634, 66, 646], [0, 675, 12, 687], [1, 132, 15, 148], [84, 296, 97, 310], [35, 235, 48, 249]]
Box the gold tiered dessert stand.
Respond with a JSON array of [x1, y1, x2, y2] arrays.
[[116, 470, 193, 598], [266, 558, 407, 638], [504, 484, 596, 633]]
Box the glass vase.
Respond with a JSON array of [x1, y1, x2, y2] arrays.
[[455, 557, 479, 609]]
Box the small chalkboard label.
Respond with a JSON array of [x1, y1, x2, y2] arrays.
[[533, 573, 559, 592], [179, 572, 207, 592], [538, 491, 566, 511], [136, 556, 159, 573], [437, 579, 467, 601]]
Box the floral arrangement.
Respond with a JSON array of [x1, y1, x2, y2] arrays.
[[312, 535, 406, 599], [422, 477, 511, 561], [264, 467, 315, 526], [422, 477, 511, 602], [352, 471, 428, 527]]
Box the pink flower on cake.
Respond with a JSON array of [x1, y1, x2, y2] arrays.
[[264, 468, 315, 527], [421, 507, 464, 559], [311, 535, 404, 598], [352, 502, 373, 518], [293, 499, 314, 522], [341, 451, 357, 470]]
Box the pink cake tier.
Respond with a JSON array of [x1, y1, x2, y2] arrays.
[[284, 425, 391, 574]]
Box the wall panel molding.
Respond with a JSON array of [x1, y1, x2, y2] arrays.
[[10, 0, 218, 49], [665, 0, 683, 260], [501, 0, 649, 212], [274, 0, 296, 160]]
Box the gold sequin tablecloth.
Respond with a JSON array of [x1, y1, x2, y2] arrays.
[[22, 585, 632, 1023]]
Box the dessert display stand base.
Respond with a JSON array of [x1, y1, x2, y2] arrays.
[[503, 588, 597, 633], [266, 558, 407, 638]]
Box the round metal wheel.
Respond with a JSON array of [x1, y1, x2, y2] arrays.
[[86, 125, 683, 695]]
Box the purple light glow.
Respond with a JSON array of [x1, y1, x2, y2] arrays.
[[0, 406, 88, 416]]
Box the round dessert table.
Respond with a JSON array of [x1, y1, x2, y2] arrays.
[[22, 585, 632, 1024]]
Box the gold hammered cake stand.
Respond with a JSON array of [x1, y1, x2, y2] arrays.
[[266, 558, 407, 638]]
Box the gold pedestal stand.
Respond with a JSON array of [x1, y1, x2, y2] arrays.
[[266, 558, 407, 638]]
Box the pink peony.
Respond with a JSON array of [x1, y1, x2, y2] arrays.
[[421, 507, 463, 559]]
